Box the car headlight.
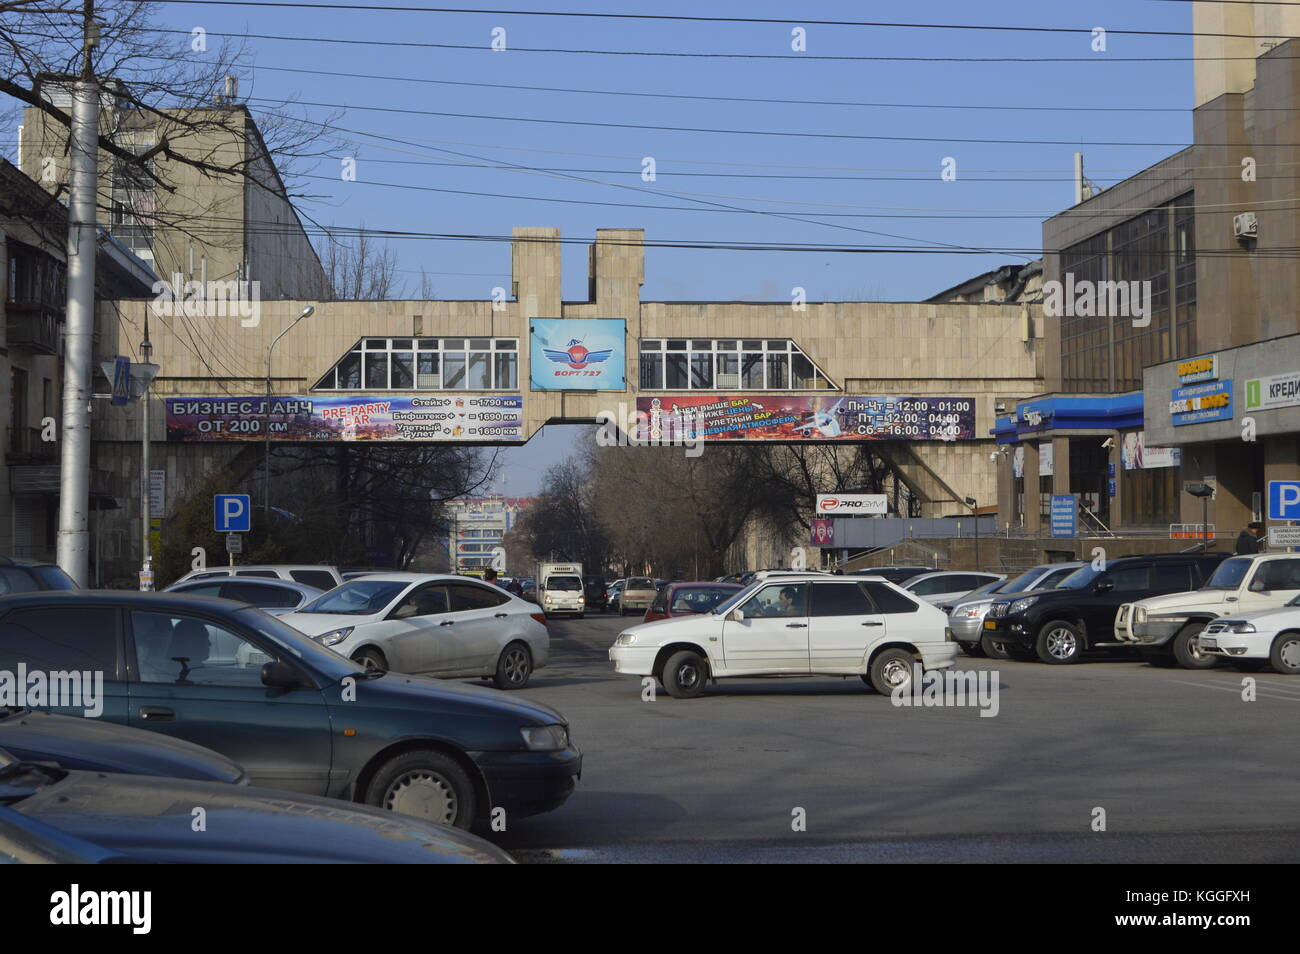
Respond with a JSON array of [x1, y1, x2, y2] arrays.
[[520, 724, 569, 751], [1009, 596, 1038, 614], [955, 601, 990, 619], [316, 627, 354, 646], [1225, 621, 1257, 634], [615, 632, 637, 646], [1135, 606, 1148, 623]]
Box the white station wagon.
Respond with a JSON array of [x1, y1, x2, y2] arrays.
[[608, 573, 957, 698]]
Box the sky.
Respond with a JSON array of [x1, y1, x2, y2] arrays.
[[9, 1, 1209, 492]]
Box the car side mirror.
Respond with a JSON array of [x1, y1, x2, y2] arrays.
[[261, 660, 305, 689], [727, 608, 745, 622], [1094, 579, 1114, 593]]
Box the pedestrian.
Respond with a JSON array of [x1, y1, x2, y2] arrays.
[[1235, 521, 1266, 555], [483, 567, 499, 584]]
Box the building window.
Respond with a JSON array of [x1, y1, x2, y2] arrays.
[[636, 338, 833, 391], [313, 338, 519, 391]]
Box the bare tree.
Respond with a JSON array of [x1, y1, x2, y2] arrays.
[[317, 227, 404, 301]]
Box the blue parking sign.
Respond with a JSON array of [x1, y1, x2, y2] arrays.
[[214, 494, 251, 532], [1268, 481, 1300, 520]]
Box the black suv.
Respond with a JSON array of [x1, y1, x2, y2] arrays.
[[980, 553, 1228, 664], [0, 557, 76, 594]]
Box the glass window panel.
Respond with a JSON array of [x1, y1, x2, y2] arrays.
[[691, 340, 712, 349], [641, 340, 661, 350], [391, 352, 414, 389], [391, 339, 412, 349], [766, 340, 787, 350], [666, 353, 688, 389], [766, 353, 788, 389], [469, 338, 490, 350], [716, 340, 738, 350], [690, 353, 713, 389], [442, 353, 466, 389], [640, 352, 663, 389], [417, 339, 438, 350], [791, 353, 815, 388], [468, 352, 492, 389], [666, 339, 687, 351], [717, 353, 738, 376], [337, 352, 361, 389], [494, 352, 517, 389], [495, 339, 516, 350], [443, 339, 465, 350], [742, 352, 764, 388], [364, 353, 388, 389], [364, 338, 386, 349]]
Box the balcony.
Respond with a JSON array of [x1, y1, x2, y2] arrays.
[[6, 306, 61, 355]]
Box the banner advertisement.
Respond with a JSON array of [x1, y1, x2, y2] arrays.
[[634, 395, 975, 442], [1170, 381, 1233, 426], [529, 318, 626, 390], [1245, 372, 1300, 412], [166, 394, 524, 442], [816, 493, 888, 515], [1121, 430, 1182, 470]]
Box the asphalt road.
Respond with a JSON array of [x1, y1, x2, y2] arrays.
[[489, 611, 1300, 863]]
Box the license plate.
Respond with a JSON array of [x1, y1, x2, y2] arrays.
[[1200, 636, 1218, 648], [984, 620, 997, 630]]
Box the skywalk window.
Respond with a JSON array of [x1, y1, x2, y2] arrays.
[[313, 337, 518, 391], [638, 338, 834, 391]]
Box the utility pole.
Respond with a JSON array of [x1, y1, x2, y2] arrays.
[[139, 313, 153, 589], [56, 1, 99, 587]]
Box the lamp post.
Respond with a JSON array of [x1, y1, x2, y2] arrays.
[[965, 496, 980, 570], [264, 305, 314, 535], [1186, 482, 1215, 548]]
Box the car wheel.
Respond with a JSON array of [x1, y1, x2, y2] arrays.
[[865, 648, 916, 695], [662, 649, 708, 699], [1036, 621, 1083, 664], [367, 749, 477, 829], [1269, 631, 1300, 675], [493, 642, 533, 689], [352, 648, 388, 672], [1172, 623, 1217, 670], [981, 632, 1011, 659], [962, 641, 986, 658]]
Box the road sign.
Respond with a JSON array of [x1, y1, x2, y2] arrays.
[[214, 494, 251, 532], [225, 533, 243, 555], [1268, 481, 1300, 520], [111, 356, 131, 406], [1268, 526, 1300, 548], [816, 493, 887, 515]]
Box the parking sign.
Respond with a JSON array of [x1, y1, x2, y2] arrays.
[[214, 494, 251, 532], [1268, 481, 1300, 520]]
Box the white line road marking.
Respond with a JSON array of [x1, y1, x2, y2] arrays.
[[1172, 679, 1300, 701]]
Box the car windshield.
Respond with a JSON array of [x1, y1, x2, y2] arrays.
[[300, 580, 409, 615], [238, 607, 365, 679], [1203, 557, 1252, 590], [1055, 565, 1103, 589], [547, 576, 582, 591]]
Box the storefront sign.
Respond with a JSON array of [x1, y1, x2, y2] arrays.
[[529, 318, 625, 390], [816, 494, 887, 515], [1176, 354, 1219, 384], [166, 395, 524, 441], [635, 395, 975, 442], [1245, 371, 1300, 412], [1050, 494, 1077, 539], [1170, 381, 1233, 426]]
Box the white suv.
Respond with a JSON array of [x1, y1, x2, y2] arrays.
[[170, 564, 344, 592], [1115, 553, 1300, 669], [608, 573, 957, 698]]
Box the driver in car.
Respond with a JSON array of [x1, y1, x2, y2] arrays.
[[772, 586, 803, 617]]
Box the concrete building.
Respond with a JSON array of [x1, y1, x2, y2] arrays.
[[993, 1, 1300, 548], [18, 77, 327, 301], [1, 158, 155, 569], [443, 495, 534, 577], [93, 226, 1046, 581]]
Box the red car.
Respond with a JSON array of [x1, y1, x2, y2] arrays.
[[643, 581, 743, 623]]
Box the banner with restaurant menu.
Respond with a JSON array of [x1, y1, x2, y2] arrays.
[[634, 394, 975, 442], [166, 394, 524, 442]]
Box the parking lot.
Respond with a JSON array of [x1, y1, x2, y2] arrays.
[[495, 613, 1300, 863]]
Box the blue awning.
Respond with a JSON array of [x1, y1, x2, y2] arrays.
[[992, 392, 1143, 443]]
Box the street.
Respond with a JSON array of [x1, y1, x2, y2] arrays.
[[493, 613, 1300, 863]]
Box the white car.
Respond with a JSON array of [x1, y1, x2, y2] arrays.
[[1199, 602, 1300, 674], [279, 573, 550, 689], [904, 571, 1005, 606], [170, 563, 344, 592], [608, 573, 958, 698]]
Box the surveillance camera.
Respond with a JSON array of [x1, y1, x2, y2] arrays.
[[995, 403, 1007, 414], [1101, 437, 1115, 449], [989, 452, 999, 462]]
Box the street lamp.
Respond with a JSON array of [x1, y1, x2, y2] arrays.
[[965, 496, 980, 570], [1185, 482, 1215, 547], [264, 305, 314, 533]]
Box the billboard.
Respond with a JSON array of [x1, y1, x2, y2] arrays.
[[166, 394, 524, 442], [634, 395, 975, 442], [529, 318, 626, 390]]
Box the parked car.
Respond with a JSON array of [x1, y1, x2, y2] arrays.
[[949, 562, 1084, 655], [170, 563, 343, 592], [164, 576, 323, 615], [980, 553, 1229, 664], [0, 705, 246, 783], [0, 751, 513, 863], [1200, 603, 1300, 674], [846, 566, 934, 585], [584, 576, 609, 612], [0, 556, 76, 594], [281, 573, 549, 689], [643, 582, 743, 623], [341, 567, 391, 581], [609, 573, 957, 698], [620, 577, 659, 615], [1115, 553, 1300, 668], [607, 580, 625, 611], [0, 591, 581, 829], [902, 571, 1005, 606]]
